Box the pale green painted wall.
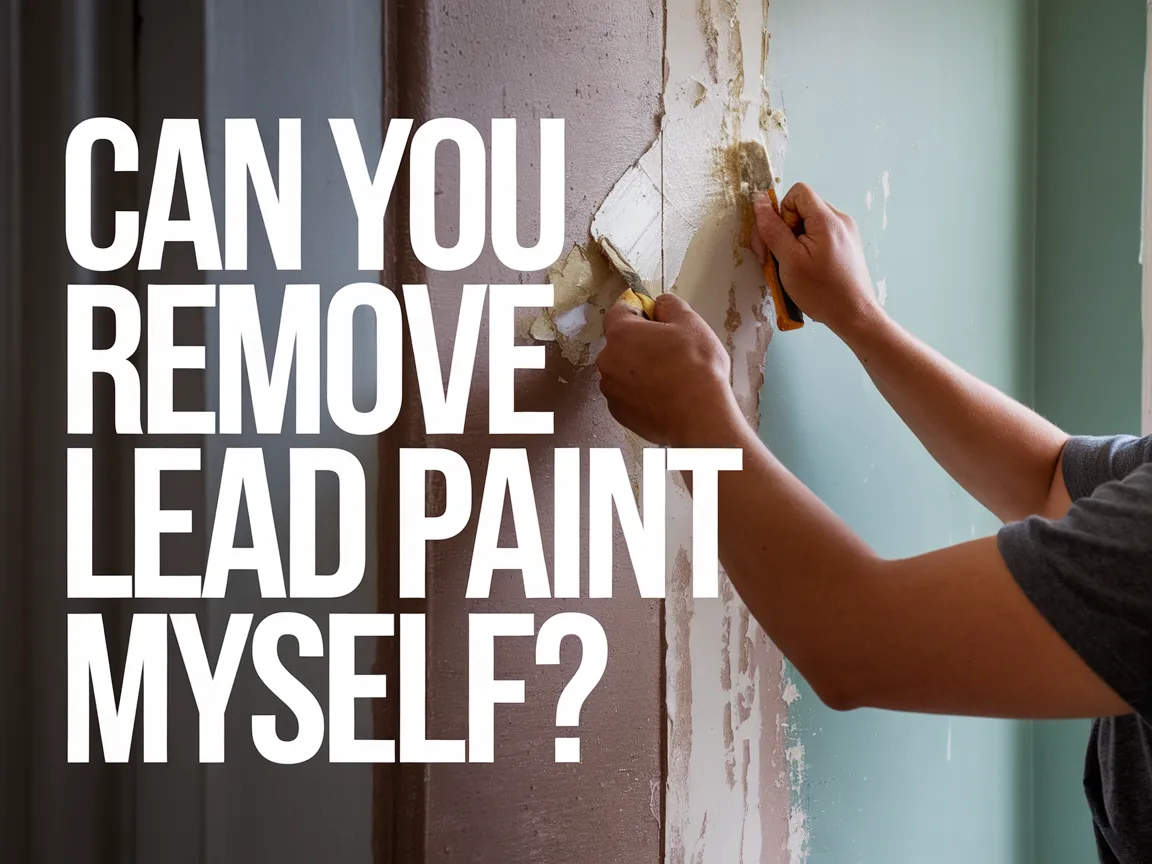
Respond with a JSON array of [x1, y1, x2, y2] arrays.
[[763, 1, 1038, 860], [1033, 0, 1147, 862], [763, 0, 1147, 860]]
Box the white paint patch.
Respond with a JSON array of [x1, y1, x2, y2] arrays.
[[553, 304, 588, 339], [881, 170, 891, 231], [876, 277, 888, 307], [788, 805, 810, 864], [865, 189, 874, 211], [595, 2, 799, 859], [590, 156, 664, 289], [785, 743, 806, 788]]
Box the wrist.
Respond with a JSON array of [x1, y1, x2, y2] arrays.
[[669, 390, 749, 449], [833, 299, 890, 350]]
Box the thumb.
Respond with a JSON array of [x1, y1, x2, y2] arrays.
[[652, 292, 696, 324], [753, 193, 800, 261]]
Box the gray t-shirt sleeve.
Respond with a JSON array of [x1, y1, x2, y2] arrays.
[[1061, 435, 1152, 501], [997, 435, 1152, 719]]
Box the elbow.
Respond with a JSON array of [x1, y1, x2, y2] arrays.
[[803, 669, 867, 714], [811, 681, 863, 714]]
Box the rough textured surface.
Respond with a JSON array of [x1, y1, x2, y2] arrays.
[[656, 0, 793, 856], [417, 2, 666, 862]]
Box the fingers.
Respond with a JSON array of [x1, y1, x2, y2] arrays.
[[604, 291, 696, 336], [753, 194, 800, 261], [780, 182, 829, 224], [652, 292, 695, 324], [824, 199, 856, 228], [750, 224, 767, 265], [603, 298, 646, 336]]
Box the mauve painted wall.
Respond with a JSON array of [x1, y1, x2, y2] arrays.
[[417, 1, 667, 861]]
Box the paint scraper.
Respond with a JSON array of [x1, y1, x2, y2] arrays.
[[737, 140, 804, 331], [598, 236, 657, 319]]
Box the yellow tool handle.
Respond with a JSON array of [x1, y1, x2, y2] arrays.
[[617, 288, 657, 320]]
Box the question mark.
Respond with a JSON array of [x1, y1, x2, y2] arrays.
[[535, 613, 609, 763]]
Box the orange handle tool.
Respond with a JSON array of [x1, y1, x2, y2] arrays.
[[765, 188, 804, 331]]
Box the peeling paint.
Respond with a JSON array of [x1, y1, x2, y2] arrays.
[[530, 242, 633, 366], [876, 276, 888, 307], [785, 743, 805, 789], [788, 806, 810, 864], [881, 169, 891, 231], [544, 1, 798, 858]]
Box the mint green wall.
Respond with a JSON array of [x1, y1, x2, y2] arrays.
[[762, 0, 1039, 861], [764, 0, 1147, 860], [1035, 0, 1146, 440], [1032, 1, 1147, 862]]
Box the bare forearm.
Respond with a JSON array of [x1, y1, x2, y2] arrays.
[[703, 414, 883, 707], [840, 310, 1068, 522], [704, 413, 1126, 720]]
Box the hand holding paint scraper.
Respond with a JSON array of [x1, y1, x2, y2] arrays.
[[593, 139, 804, 333]]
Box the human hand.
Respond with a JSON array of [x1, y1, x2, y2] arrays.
[[596, 293, 744, 447], [749, 183, 881, 339]]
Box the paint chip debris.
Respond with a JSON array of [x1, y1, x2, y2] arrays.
[[529, 242, 632, 366], [881, 170, 891, 231], [788, 805, 810, 864], [876, 277, 888, 307], [785, 743, 806, 789]]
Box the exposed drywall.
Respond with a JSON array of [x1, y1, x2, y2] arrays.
[[762, 0, 1038, 861], [1034, 0, 1148, 860], [638, 2, 793, 860], [415, 2, 667, 862], [585, 0, 799, 859]]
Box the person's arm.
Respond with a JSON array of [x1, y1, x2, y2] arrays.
[[595, 295, 1131, 719], [751, 186, 1070, 523], [710, 412, 1122, 718]]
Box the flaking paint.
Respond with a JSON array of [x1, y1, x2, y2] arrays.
[[581, 0, 798, 859]]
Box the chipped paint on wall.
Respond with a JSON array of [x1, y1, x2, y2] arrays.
[[571, 0, 798, 860], [661, 0, 795, 857], [527, 0, 800, 858], [787, 806, 810, 864], [529, 243, 633, 366], [881, 169, 892, 231]]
